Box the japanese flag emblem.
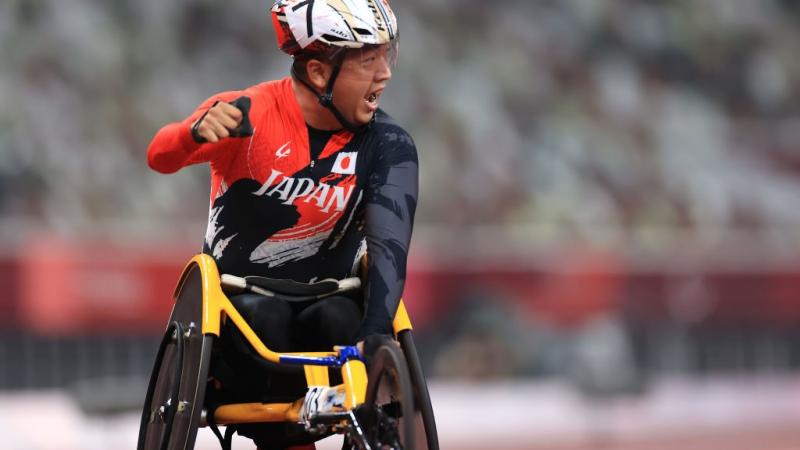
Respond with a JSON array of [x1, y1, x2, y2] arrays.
[[332, 152, 357, 174]]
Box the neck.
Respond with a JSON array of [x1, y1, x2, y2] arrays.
[[291, 77, 343, 131]]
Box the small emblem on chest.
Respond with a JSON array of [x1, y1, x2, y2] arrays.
[[275, 141, 292, 159], [332, 152, 357, 174]]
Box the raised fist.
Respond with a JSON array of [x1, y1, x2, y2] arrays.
[[191, 97, 253, 143]]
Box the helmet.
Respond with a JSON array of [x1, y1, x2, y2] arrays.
[[271, 0, 398, 56]]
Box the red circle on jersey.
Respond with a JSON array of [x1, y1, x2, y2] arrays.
[[340, 156, 351, 170]]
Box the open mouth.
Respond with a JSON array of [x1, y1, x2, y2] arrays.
[[364, 89, 383, 110]]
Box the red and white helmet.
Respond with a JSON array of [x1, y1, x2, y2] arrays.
[[271, 0, 398, 56]]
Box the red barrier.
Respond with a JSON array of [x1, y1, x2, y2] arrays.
[[0, 250, 18, 325], [403, 248, 624, 329], [9, 236, 800, 335], [17, 236, 186, 335]]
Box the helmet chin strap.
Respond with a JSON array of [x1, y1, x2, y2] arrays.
[[292, 63, 370, 133]]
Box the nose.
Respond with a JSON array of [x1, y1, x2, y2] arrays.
[[375, 56, 392, 82]]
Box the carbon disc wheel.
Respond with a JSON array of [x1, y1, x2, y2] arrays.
[[138, 263, 214, 450], [360, 343, 416, 450]]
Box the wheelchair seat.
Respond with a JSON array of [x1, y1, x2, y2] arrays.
[[243, 276, 340, 296], [220, 274, 361, 301]]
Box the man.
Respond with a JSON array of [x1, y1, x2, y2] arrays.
[[146, 1, 417, 448]]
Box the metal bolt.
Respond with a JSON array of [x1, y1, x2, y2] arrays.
[[151, 405, 166, 424]]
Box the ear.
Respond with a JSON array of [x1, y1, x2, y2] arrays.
[[306, 59, 332, 91]]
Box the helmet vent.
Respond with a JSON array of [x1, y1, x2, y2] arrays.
[[352, 27, 374, 36]]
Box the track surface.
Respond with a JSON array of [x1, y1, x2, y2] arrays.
[[486, 426, 800, 450], [2, 376, 800, 449]]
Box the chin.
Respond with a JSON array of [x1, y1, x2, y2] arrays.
[[350, 114, 372, 127], [352, 112, 374, 127]]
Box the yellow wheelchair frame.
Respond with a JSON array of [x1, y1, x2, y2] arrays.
[[138, 254, 436, 450]]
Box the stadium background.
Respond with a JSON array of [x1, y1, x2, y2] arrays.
[[2, 0, 800, 448]]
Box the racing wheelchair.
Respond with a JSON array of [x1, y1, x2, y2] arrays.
[[137, 254, 438, 450]]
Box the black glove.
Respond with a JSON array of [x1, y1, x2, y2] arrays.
[[190, 96, 254, 143], [360, 334, 394, 368], [227, 96, 254, 138]]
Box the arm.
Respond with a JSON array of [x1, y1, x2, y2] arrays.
[[146, 92, 248, 174], [358, 130, 419, 339]]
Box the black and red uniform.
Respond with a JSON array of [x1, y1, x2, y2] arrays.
[[147, 77, 418, 447], [148, 76, 417, 338]]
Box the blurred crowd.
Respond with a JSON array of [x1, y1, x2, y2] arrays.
[[1, 0, 800, 250]]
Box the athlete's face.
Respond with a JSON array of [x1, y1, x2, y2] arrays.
[[332, 43, 396, 126]]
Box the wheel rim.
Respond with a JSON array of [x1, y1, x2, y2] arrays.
[[398, 330, 438, 450]]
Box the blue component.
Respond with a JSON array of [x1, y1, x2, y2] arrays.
[[336, 345, 364, 364], [279, 355, 340, 366], [278, 346, 364, 367]]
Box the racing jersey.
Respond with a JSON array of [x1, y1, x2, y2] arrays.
[[147, 77, 418, 337]]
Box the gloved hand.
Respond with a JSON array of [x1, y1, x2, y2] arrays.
[[356, 334, 395, 367], [191, 96, 253, 143]]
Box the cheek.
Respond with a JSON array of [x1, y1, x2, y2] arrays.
[[335, 77, 370, 105]]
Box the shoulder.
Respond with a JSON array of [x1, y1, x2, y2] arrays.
[[200, 77, 288, 106], [242, 78, 288, 109], [363, 110, 417, 170], [368, 110, 417, 154]]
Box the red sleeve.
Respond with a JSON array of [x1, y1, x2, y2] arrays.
[[146, 91, 247, 174]]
